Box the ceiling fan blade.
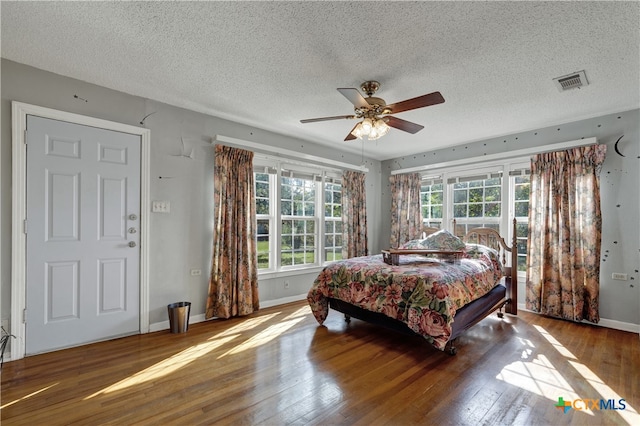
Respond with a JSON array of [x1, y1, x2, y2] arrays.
[[385, 116, 424, 134], [300, 114, 355, 123], [344, 123, 359, 141], [337, 88, 370, 108], [386, 91, 445, 114]]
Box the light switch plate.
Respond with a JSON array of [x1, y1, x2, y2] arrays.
[[152, 200, 170, 213]]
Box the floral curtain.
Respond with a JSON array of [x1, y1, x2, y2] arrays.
[[389, 172, 422, 248], [525, 144, 607, 323], [206, 145, 259, 319], [342, 170, 368, 258]]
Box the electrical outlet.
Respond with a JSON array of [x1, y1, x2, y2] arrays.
[[612, 273, 628, 281], [190, 269, 202, 276], [284, 280, 290, 289]]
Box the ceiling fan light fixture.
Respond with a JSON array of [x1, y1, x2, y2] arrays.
[[374, 118, 390, 135], [300, 81, 444, 142], [351, 117, 390, 140], [361, 118, 373, 133], [351, 122, 365, 139]]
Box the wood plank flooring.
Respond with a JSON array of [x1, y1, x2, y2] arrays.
[[2, 301, 639, 425]]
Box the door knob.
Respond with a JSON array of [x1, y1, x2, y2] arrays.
[[128, 241, 137, 248]]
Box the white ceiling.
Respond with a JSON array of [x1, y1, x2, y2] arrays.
[[1, 1, 639, 161]]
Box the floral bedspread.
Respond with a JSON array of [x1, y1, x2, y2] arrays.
[[307, 245, 503, 350]]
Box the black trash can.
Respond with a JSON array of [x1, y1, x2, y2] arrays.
[[167, 302, 191, 333]]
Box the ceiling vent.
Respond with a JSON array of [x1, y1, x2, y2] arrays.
[[553, 70, 588, 91]]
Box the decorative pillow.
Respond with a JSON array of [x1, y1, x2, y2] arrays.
[[463, 243, 498, 259], [423, 229, 466, 251], [398, 239, 428, 249], [463, 244, 503, 275]]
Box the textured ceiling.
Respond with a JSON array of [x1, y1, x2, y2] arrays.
[[1, 1, 639, 160]]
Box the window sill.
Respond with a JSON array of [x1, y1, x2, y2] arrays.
[[258, 266, 325, 280]]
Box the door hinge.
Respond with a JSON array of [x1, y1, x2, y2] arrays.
[[23, 219, 27, 234], [23, 308, 27, 324], [24, 129, 28, 144]]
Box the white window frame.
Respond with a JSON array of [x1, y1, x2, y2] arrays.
[[253, 158, 344, 278], [446, 165, 505, 233], [255, 169, 276, 273], [279, 174, 320, 269], [418, 157, 531, 275], [420, 176, 444, 229], [509, 160, 531, 276], [323, 180, 343, 262]]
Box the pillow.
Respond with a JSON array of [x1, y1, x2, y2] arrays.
[[463, 243, 498, 260], [463, 244, 503, 275], [398, 239, 428, 249], [423, 229, 466, 251]]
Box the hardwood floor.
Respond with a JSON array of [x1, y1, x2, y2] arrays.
[[2, 301, 639, 425]]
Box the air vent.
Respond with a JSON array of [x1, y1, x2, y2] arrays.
[[553, 70, 588, 91]]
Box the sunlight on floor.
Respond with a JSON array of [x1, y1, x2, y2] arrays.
[[85, 335, 238, 399], [83, 310, 304, 399], [218, 316, 306, 358], [215, 312, 280, 337], [0, 383, 58, 409], [497, 324, 639, 423], [568, 360, 640, 424], [534, 324, 639, 423], [496, 353, 584, 411], [533, 325, 577, 359], [283, 305, 311, 320]]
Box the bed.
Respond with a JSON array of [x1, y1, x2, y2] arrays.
[[307, 220, 518, 354]]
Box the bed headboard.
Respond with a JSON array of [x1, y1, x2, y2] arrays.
[[422, 225, 440, 237], [463, 227, 512, 265], [462, 219, 518, 315]]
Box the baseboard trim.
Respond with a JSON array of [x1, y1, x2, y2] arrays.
[[148, 294, 308, 332], [149, 313, 207, 333], [517, 303, 640, 334], [150, 298, 640, 335], [259, 294, 307, 309]]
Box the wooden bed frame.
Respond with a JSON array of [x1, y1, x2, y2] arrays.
[[327, 219, 518, 355]]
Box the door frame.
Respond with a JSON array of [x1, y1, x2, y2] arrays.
[[11, 101, 151, 360]]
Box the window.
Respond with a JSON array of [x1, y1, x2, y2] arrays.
[[417, 161, 530, 273], [280, 176, 316, 267], [254, 161, 343, 272], [324, 182, 343, 262], [420, 180, 443, 228], [255, 172, 272, 269], [512, 173, 530, 272], [451, 175, 502, 235]]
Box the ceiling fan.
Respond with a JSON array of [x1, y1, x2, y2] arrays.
[[300, 81, 445, 141]]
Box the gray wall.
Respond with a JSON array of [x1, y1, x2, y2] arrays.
[[0, 59, 382, 327], [381, 109, 640, 326], [2, 58, 636, 333]]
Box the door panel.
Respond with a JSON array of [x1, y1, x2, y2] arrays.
[[26, 115, 141, 355], [46, 171, 80, 241], [98, 258, 126, 313], [46, 260, 79, 321]]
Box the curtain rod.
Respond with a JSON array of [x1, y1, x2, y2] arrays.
[[390, 137, 598, 175], [213, 135, 369, 173]]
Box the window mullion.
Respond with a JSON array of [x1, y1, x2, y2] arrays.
[[275, 165, 282, 269], [318, 179, 325, 264]]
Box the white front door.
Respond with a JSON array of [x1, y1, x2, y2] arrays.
[[25, 115, 141, 355]]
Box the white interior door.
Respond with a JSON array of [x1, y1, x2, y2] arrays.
[[25, 115, 141, 355]]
